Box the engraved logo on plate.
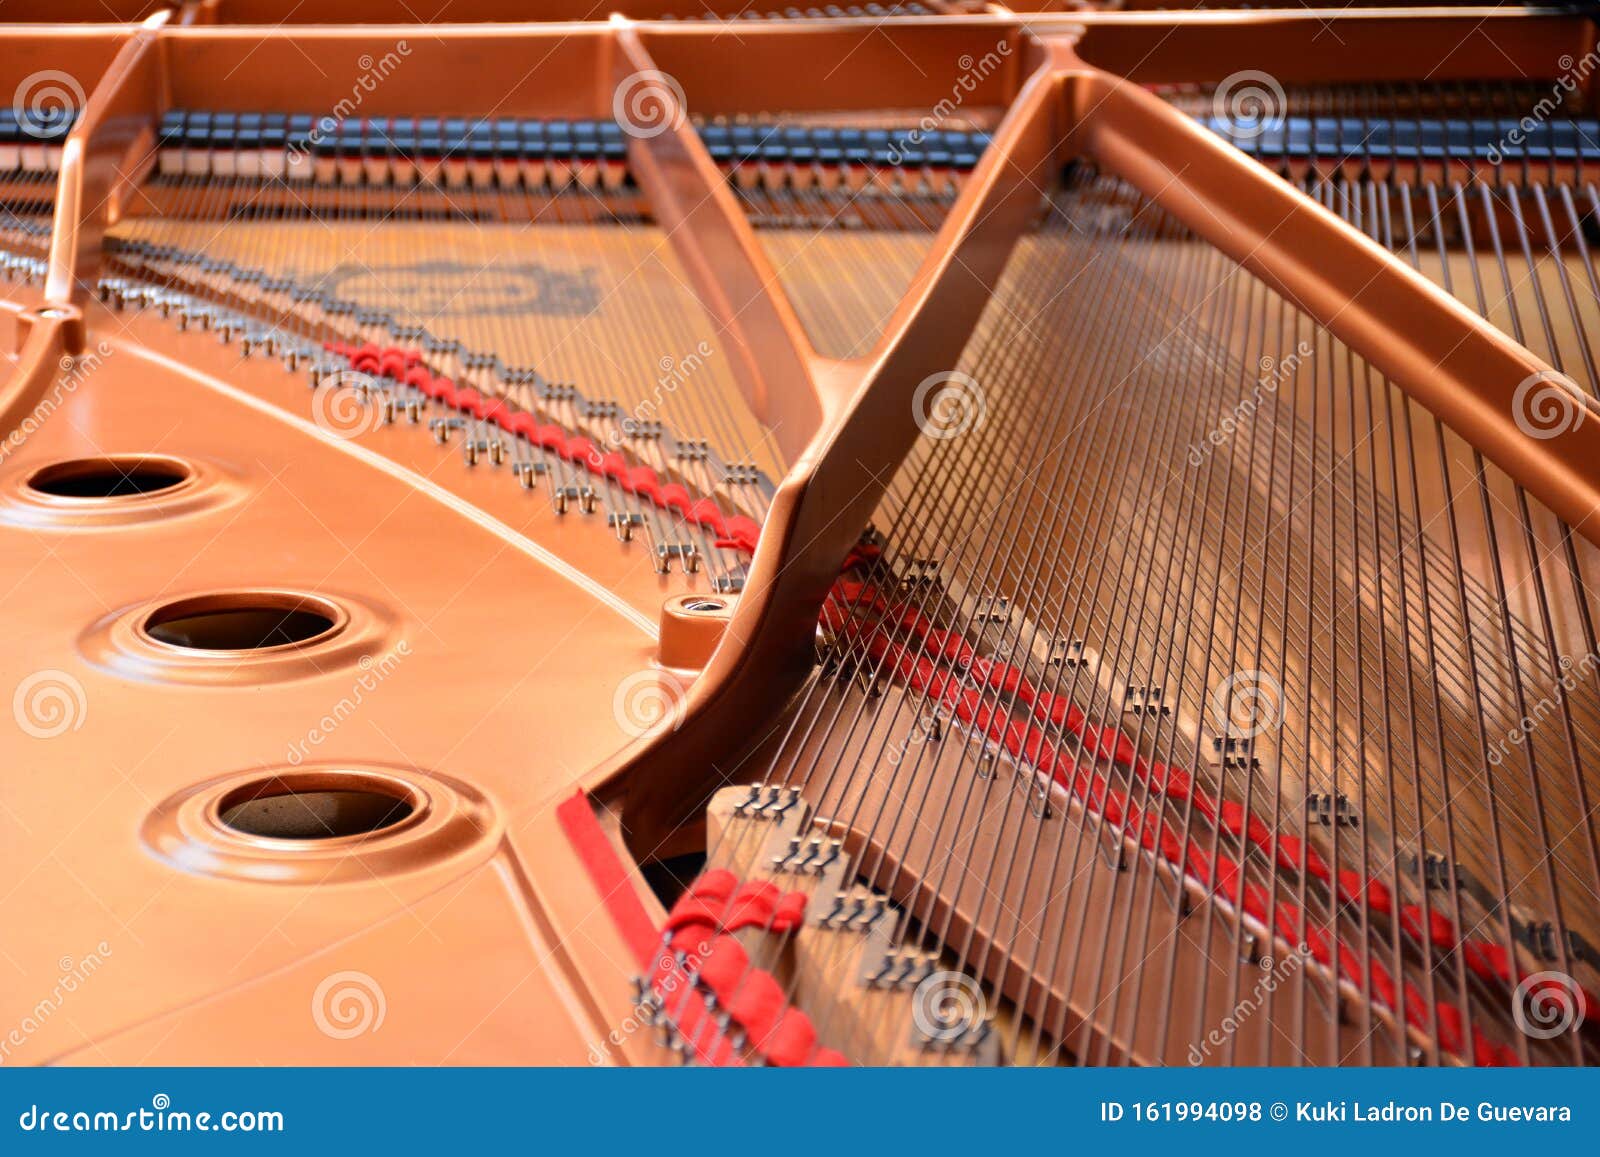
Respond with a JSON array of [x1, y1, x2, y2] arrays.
[[323, 260, 600, 318]]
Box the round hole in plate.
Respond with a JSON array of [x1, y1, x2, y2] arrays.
[[27, 455, 193, 500], [682, 598, 727, 613], [141, 764, 497, 884], [218, 782, 415, 841], [141, 592, 340, 653]]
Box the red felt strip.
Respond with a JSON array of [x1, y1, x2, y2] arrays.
[[329, 342, 765, 558], [555, 793, 742, 1067], [841, 619, 1528, 1065], [555, 789, 657, 967]]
